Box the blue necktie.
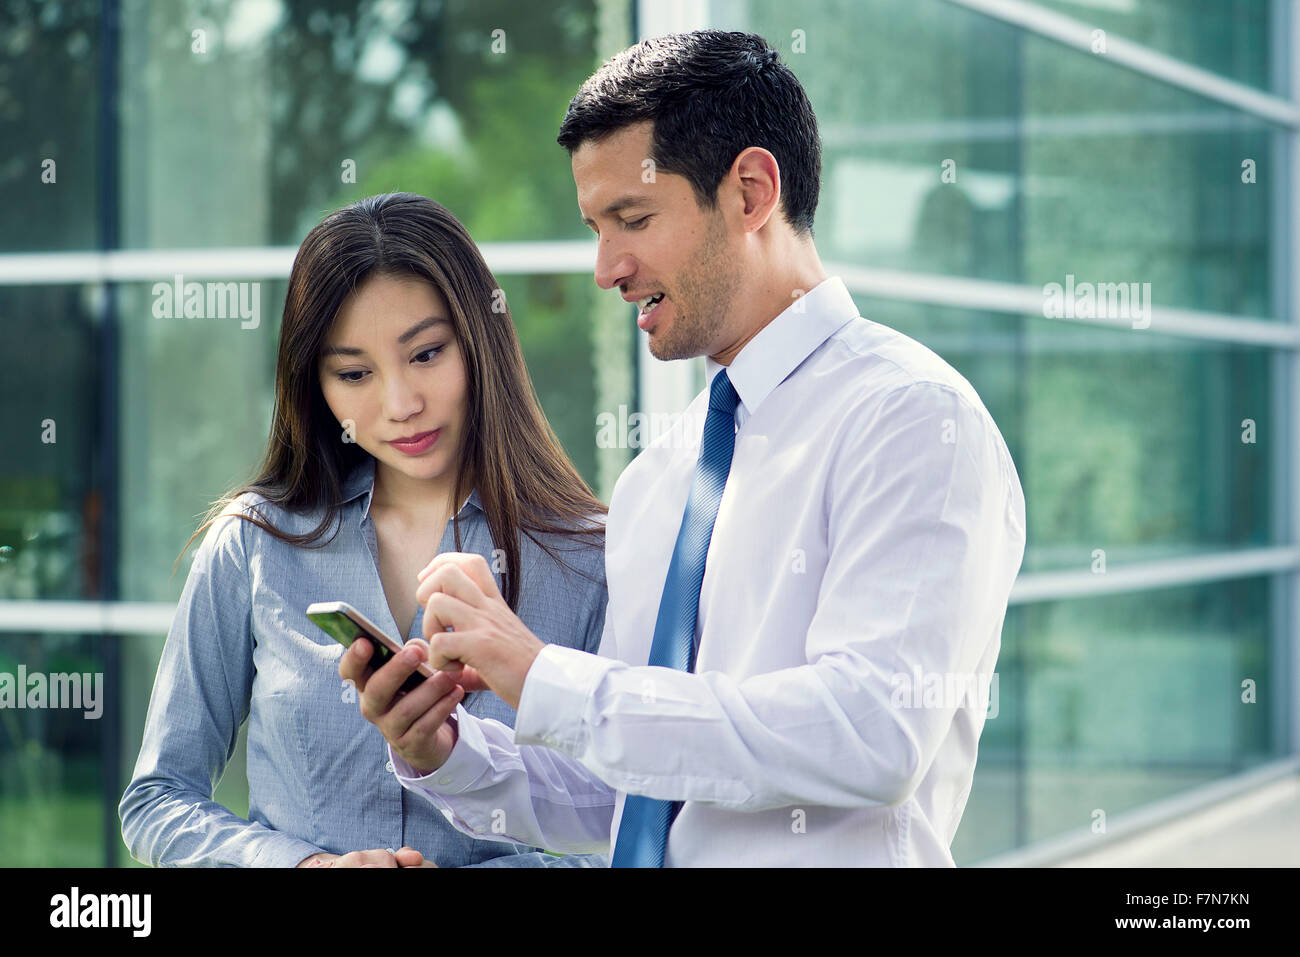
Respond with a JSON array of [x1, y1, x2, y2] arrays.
[[610, 369, 741, 868]]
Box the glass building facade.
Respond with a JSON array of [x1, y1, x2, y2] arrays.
[[0, 0, 1295, 866]]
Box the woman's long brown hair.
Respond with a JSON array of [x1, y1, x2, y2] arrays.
[[179, 192, 606, 610]]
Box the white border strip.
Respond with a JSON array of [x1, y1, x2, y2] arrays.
[[831, 262, 1300, 349], [0, 241, 598, 285], [1009, 546, 1300, 604], [944, 0, 1300, 129], [3, 547, 1297, 633]]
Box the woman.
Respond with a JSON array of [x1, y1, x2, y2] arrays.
[[120, 193, 609, 867]]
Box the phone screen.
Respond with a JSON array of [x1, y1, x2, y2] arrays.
[[307, 609, 426, 694]]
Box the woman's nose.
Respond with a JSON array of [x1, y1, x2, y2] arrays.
[[382, 375, 424, 422]]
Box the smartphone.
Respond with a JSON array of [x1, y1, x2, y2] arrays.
[[306, 601, 435, 694]]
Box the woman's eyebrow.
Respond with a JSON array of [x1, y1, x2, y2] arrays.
[[321, 316, 452, 358], [397, 315, 451, 344]]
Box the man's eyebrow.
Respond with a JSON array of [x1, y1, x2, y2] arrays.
[[320, 316, 451, 358], [581, 196, 652, 227]]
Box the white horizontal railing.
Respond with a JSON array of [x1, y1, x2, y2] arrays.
[[1008, 546, 1300, 604], [3, 248, 1294, 349], [2, 546, 1297, 634], [0, 600, 176, 634], [0, 241, 599, 285], [831, 263, 1300, 349]]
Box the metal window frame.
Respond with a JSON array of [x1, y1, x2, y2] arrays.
[[944, 0, 1300, 129]]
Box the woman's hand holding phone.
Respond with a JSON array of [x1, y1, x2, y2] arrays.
[[338, 636, 463, 774]]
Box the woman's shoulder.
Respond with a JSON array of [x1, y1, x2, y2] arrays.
[[517, 510, 607, 591], [224, 489, 343, 540], [188, 492, 332, 575]]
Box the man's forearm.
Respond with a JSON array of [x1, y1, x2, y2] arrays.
[[391, 707, 615, 854]]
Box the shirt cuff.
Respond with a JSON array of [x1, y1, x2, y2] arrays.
[[250, 832, 329, 868], [389, 706, 490, 796], [515, 643, 613, 755]]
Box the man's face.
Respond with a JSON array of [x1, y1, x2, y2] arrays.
[[317, 273, 469, 486], [573, 121, 741, 361]]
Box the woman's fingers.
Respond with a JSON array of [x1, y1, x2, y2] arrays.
[[338, 637, 377, 687], [395, 683, 464, 755], [331, 849, 400, 868], [393, 846, 425, 867], [357, 644, 439, 726], [382, 667, 460, 741]]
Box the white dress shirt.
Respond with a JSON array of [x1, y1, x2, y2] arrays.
[[392, 276, 1026, 866]]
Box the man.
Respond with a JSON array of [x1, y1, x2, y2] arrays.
[[341, 30, 1025, 866]]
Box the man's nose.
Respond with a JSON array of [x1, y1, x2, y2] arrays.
[[593, 237, 633, 291]]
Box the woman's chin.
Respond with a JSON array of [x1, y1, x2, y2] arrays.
[[378, 450, 448, 482]]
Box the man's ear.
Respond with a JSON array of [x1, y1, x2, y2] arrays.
[[730, 147, 782, 233]]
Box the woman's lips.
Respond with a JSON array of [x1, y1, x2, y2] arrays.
[[388, 429, 440, 455]]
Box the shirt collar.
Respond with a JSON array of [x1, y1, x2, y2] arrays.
[[339, 456, 482, 523], [704, 276, 860, 418]]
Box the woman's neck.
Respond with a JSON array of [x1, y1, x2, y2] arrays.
[[370, 460, 469, 520]]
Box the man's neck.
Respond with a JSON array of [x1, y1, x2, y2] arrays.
[[709, 247, 828, 367]]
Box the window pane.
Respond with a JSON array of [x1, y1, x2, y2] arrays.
[[0, 0, 102, 252], [854, 297, 1276, 573], [118, 0, 607, 248], [0, 633, 109, 866], [1033, 0, 1276, 94], [0, 285, 99, 602], [717, 0, 1280, 318], [954, 575, 1279, 862]]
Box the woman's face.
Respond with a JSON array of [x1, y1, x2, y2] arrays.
[[318, 273, 470, 491]]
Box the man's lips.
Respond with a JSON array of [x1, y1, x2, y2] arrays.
[[622, 289, 668, 332], [636, 294, 667, 331]]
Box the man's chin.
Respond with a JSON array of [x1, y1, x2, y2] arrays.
[[647, 330, 700, 362]]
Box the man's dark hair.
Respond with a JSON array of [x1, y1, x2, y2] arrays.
[[557, 30, 821, 235]]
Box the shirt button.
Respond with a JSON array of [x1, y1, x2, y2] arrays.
[[438, 776, 453, 786], [385, 760, 394, 773]]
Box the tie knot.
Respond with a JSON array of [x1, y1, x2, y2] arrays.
[[708, 369, 740, 415]]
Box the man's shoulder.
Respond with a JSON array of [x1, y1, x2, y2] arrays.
[[814, 316, 989, 417]]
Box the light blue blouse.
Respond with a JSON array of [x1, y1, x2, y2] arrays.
[[120, 455, 609, 867]]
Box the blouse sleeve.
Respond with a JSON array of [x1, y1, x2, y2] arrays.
[[118, 501, 324, 867]]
